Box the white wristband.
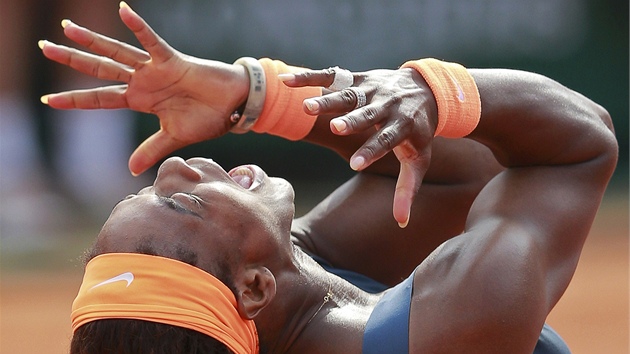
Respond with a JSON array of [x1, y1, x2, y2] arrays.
[[231, 57, 267, 133]]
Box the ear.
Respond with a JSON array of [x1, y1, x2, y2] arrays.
[[235, 266, 277, 320]]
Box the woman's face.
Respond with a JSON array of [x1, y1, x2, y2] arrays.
[[95, 157, 296, 271]]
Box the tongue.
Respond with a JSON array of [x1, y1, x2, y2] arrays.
[[232, 174, 252, 189]]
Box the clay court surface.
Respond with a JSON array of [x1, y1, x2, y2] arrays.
[[1, 195, 628, 354]]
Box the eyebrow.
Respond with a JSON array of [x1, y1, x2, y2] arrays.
[[159, 196, 202, 219]]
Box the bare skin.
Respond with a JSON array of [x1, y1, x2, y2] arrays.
[[40, 4, 502, 283], [41, 3, 618, 353], [286, 68, 618, 352]]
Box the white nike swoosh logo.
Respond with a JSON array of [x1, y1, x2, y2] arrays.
[[89, 272, 135, 291], [446, 71, 465, 102]]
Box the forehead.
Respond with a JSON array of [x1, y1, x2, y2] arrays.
[[96, 195, 212, 253]]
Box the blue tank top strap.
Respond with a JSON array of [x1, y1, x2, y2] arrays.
[[362, 272, 414, 354], [534, 323, 572, 354]]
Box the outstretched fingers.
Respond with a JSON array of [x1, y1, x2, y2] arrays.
[[42, 85, 129, 110], [40, 40, 134, 83], [61, 19, 150, 69], [118, 2, 175, 64]]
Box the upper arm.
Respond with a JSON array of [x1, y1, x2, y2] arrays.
[[408, 70, 618, 352], [409, 160, 614, 353]]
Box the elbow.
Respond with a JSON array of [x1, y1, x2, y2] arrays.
[[594, 104, 619, 179], [570, 85, 619, 177], [596, 103, 615, 135]]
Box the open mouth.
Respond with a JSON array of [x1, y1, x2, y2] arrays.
[[228, 166, 256, 189]]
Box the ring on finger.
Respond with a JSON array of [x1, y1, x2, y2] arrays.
[[347, 87, 367, 109], [326, 66, 354, 91]]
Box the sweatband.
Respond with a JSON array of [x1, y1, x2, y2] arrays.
[[252, 58, 322, 141], [400, 58, 481, 138], [72, 253, 259, 354]]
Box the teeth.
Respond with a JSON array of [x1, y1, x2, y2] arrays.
[[229, 167, 254, 189], [231, 167, 253, 178]]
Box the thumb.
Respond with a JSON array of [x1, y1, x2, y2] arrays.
[[392, 142, 430, 228], [128, 130, 183, 176]]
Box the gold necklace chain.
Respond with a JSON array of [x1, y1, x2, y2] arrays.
[[306, 287, 334, 325]]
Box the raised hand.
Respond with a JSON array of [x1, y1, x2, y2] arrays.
[[282, 68, 438, 227], [40, 2, 249, 176]]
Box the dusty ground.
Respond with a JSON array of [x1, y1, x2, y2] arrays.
[[1, 196, 628, 354]]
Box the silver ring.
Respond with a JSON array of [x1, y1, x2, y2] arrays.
[[326, 66, 353, 91], [347, 87, 367, 109]]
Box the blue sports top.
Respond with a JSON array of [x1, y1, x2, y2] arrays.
[[309, 253, 571, 353], [361, 271, 413, 354]]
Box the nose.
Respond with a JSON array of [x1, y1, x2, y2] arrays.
[[153, 157, 202, 196]]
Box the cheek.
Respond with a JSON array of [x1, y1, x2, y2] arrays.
[[201, 199, 266, 240], [195, 181, 294, 237], [267, 178, 295, 212]]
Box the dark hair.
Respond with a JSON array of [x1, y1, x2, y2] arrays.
[[70, 319, 232, 354], [71, 236, 238, 353]]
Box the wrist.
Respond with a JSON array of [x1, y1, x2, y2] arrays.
[[229, 58, 322, 140], [230, 57, 267, 133], [402, 67, 439, 135], [234, 64, 249, 111], [400, 58, 481, 138]]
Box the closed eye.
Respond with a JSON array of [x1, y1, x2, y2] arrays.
[[159, 196, 202, 219], [113, 194, 136, 207]]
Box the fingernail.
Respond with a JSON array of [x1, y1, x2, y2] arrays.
[[40, 95, 49, 104], [304, 99, 319, 112], [330, 118, 347, 133], [278, 73, 295, 82], [38, 40, 47, 50], [129, 163, 141, 177], [119, 1, 129, 9], [397, 209, 410, 228], [349, 155, 365, 171], [61, 19, 71, 28]]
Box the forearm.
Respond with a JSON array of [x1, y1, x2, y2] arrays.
[[468, 69, 617, 168], [454, 69, 618, 314]]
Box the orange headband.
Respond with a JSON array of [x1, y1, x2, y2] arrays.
[[71, 253, 259, 354], [252, 58, 322, 140], [401, 58, 481, 138]]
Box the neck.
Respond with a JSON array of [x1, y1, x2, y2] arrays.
[[255, 247, 379, 354]]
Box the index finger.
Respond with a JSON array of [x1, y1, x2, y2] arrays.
[[280, 68, 337, 88], [118, 2, 175, 64]]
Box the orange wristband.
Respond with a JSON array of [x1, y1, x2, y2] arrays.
[[401, 58, 481, 138], [253, 58, 322, 141]]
